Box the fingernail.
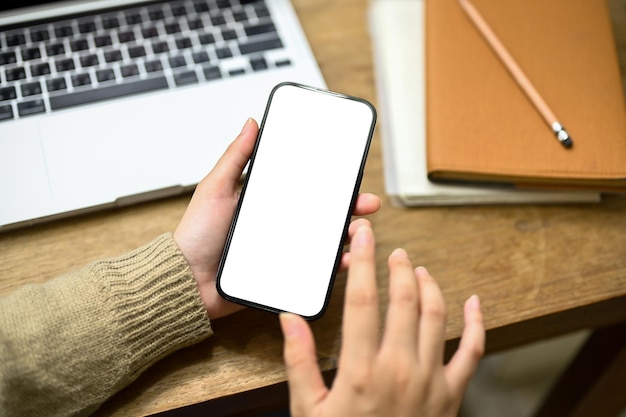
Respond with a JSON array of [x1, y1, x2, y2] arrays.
[[467, 294, 481, 310], [390, 248, 408, 258], [279, 313, 300, 339], [352, 225, 373, 248], [240, 117, 253, 134], [415, 266, 429, 278]]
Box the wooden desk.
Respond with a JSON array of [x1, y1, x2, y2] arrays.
[[1, 1, 626, 416]]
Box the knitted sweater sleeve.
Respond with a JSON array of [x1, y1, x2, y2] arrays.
[[0, 233, 213, 417]]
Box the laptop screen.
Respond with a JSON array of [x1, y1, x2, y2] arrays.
[[0, 0, 137, 24], [0, 1, 60, 12]]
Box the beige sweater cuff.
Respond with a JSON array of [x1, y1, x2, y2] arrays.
[[97, 233, 213, 380]]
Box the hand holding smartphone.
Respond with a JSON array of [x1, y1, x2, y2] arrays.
[[216, 82, 376, 319]]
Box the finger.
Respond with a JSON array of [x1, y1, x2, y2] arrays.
[[339, 252, 351, 271], [347, 218, 372, 244], [337, 198, 379, 272], [381, 248, 420, 353], [280, 313, 328, 413], [199, 118, 259, 195], [352, 193, 382, 216], [178, 119, 258, 240], [444, 295, 485, 395], [341, 225, 380, 364], [415, 266, 448, 365], [339, 219, 371, 271]]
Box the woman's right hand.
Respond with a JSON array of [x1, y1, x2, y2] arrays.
[[280, 224, 485, 417]]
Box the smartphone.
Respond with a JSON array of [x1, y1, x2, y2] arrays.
[[216, 82, 376, 319]]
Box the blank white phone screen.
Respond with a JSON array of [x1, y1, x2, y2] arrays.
[[217, 83, 375, 318]]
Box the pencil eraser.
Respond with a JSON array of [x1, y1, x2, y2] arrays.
[[561, 137, 573, 148]]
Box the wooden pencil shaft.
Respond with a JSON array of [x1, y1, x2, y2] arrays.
[[458, 0, 558, 127]]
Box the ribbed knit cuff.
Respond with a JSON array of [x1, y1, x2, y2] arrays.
[[93, 233, 213, 379]]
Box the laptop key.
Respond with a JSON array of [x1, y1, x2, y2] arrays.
[[125, 13, 142, 25], [203, 66, 221, 80], [144, 60, 163, 73], [169, 55, 187, 68], [30, 28, 50, 42], [56, 58, 75, 72], [229, 68, 246, 76], [72, 73, 92, 87], [275, 58, 291, 67], [239, 36, 283, 55], [233, 11, 248, 22], [142, 27, 160, 39], [216, 47, 233, 59], [102, 16, 120, 29], [95, 35, 113, 47], [0, 105, 13, 121], [175, 37, 193, 49], [152, 41, 169, 54], [6, 33, 26, 47], [71, 39, 90, 52], [165, 23, 182, 35], [250, 57, 267, 71], [54, 25, 73, 38], [0, 52, 17, 65], [96, 69, 116, 83], [46, 43, 65, 56], [80, 54, 99, 68], [0, 87, 17, 101], [21, 81, 42, 97], [46, 77, 67, 92], [5, 67, 26, 82], [254, 4, 271, 18], [121, 64, 140, 77], [18, 99, 46, 117], [194, 2, 210, 13], [21, 47, 42, 61], [31, 62, 51, 77], [104, 50, 123, 63], [174, 70, 198, 86], [210, 15, 226, 26], [244, 23, 276, 37], [188, 19, 203, 30], [49, 76, 169, 110], [171, 5, 188, 17], [128, 45, 147, 58], [78, 20, 97, 34], [198, 33, 215, 45], [192, 51, 210, 63], [222, 29, 237, 41], [118, 31, 136, 43], [148, 9, 165, 21]]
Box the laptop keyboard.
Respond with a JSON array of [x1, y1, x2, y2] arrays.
[[0, 0, 291, 122]]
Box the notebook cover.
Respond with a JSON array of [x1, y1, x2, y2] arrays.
[[425, 0, 626, 191], [369, 0, 600, 205]]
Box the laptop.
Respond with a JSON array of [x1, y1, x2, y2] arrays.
[[0, 0, 325, 231]]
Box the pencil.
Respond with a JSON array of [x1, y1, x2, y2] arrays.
[[458, 0, 573, 149]]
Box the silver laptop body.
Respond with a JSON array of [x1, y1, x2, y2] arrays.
[[0, 0, 325, 231]]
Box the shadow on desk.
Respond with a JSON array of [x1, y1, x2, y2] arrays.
[[153, 406, 289, 417]]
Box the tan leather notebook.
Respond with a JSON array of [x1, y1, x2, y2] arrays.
[[425, 0, 626, 191]]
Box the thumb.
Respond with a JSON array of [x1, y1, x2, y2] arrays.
[[280, 313, 328, 413], [200, 118, 258, 194]]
